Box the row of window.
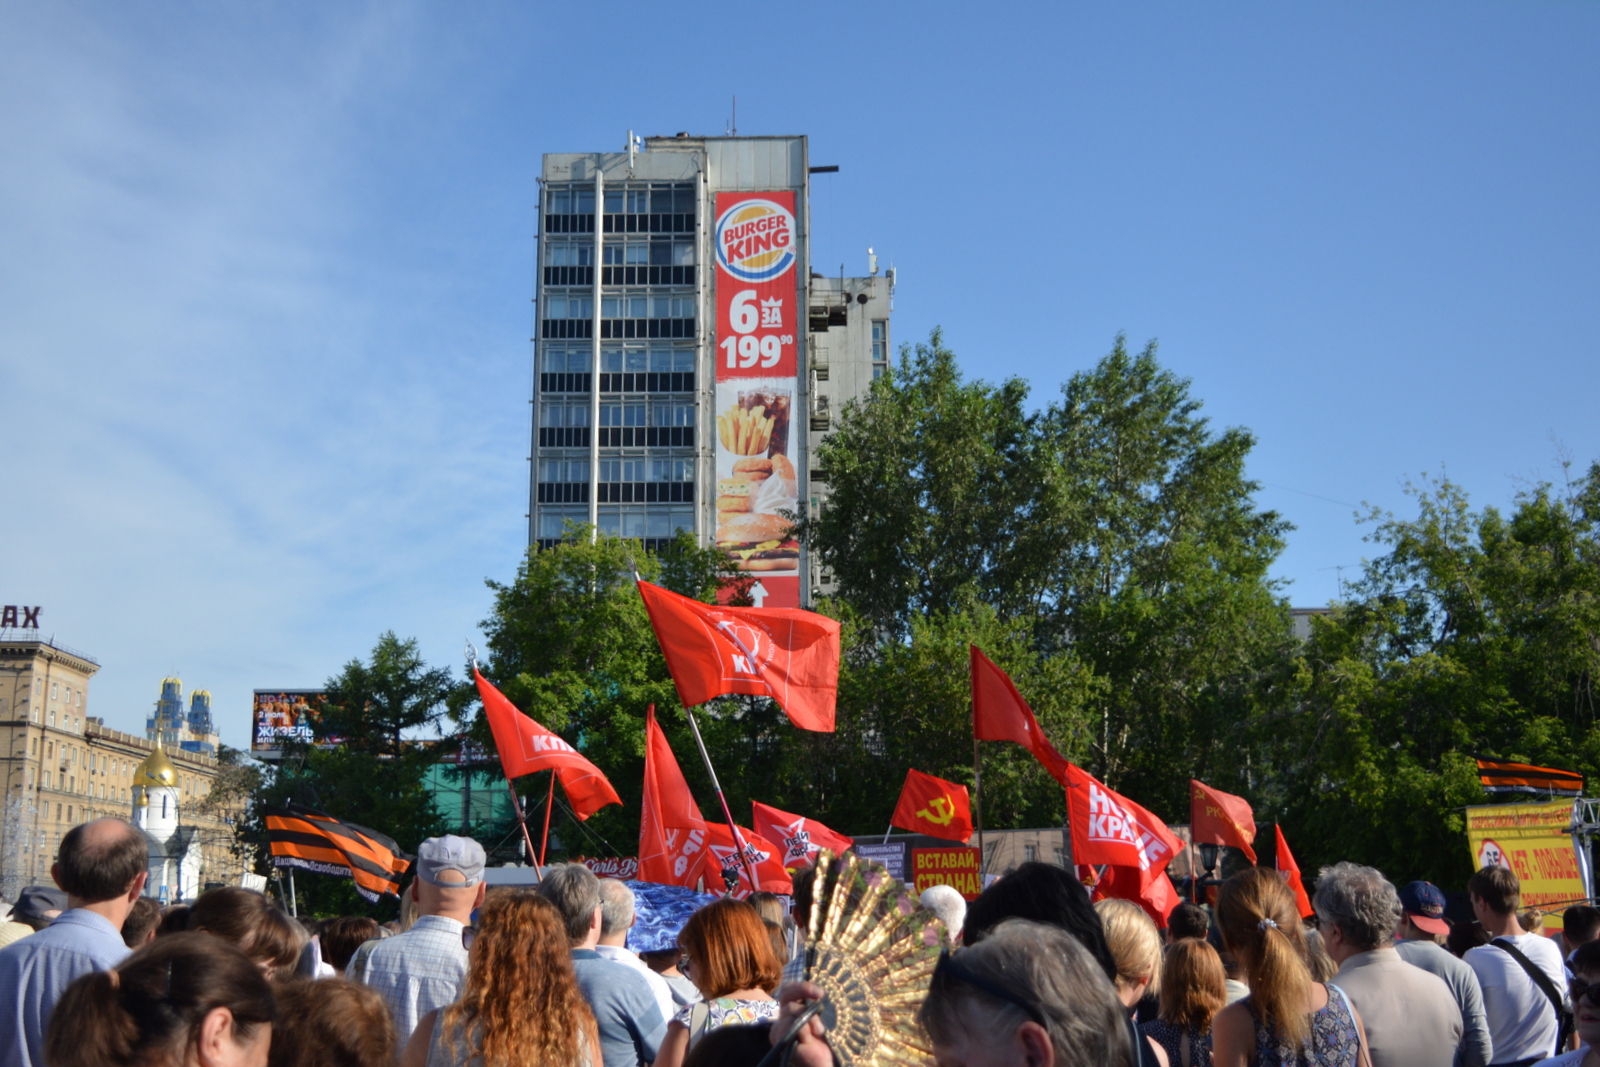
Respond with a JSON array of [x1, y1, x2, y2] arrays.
[[541, 318, 698, 341], [536, 504, 694, 541], [537, 370, 699, 395], [543, 296, 697, 320], [548, 185, 694, 216], [537, 457, 695, 483], [544, 213, 695, 235], [546, 239, 697, 268], [543, 347, 696, 374], [540, 400, 695, 428], [535, 482, 697, 504]]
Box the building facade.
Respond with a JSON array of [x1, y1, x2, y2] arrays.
[[0, 637, 245, 901], [529, 134, 890, 607]]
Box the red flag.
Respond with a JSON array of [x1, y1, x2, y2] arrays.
[[1276, 825, 1314, 919], [971, 645, 1070, 785], [638, 706, 709, 888], [1190, 779, 1258, 864], [474, 669, 620, 820], [1064, 764, 1182, 880], [1092, 863, 1182, 925], [637, 580, 840, 731], [891, 769, 973, 844], [751, 800, 854, 868], [705, 823, 793, 896]]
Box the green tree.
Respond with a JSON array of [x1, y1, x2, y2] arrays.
[[1261, 466, 1600, 886], [803, 331, 1294, 824]]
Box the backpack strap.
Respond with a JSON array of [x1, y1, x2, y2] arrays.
[[1490, 938, 1569, 1055]]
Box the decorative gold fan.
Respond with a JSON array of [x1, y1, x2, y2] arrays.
[[801, 849, 950, 1066]]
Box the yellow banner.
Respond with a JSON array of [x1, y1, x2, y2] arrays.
[[1465, 798, 1585, 929]]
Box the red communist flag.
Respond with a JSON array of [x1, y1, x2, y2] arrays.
[[1065, 764, 1182, 882], [751, 800, 855, 868], [1190, 779, 1258, 864], [1092, 863, 1182, 925], [705, 823, 793, 896], [638, 706, 709, 888], [891, 769, 973, 844], [474, 669, 620, 820], [971, 645, 1070, 785], [1276, 825, 1314, 919], [637, 580, 840, 732]]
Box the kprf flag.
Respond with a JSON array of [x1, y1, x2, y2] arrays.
[[638, 706, 709, 888], [1190, 779, 1258, 864], [1275, 825, 1314, 919], [474, 669, 621, 820], [1092, 862, 1182, 924], [891, 769, 973, 844], [265, 804, 411, 903], [971, 645, 1070, 785], [706, 823, 793, 896], [751, 800, 855, 868], [1065, 764, 1182, 882], [637, 580, 840, 732]]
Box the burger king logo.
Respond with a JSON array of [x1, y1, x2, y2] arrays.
[[715, 198, 796, 282]]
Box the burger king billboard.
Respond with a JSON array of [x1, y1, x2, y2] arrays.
[[713, 192, 801, 608]]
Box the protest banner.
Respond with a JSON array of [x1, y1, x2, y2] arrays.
[[1466, 798, 1586, 929], [912, 846, 982, 900]]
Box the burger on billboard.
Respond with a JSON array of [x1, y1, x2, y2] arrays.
[[713, 193, 801, 605]]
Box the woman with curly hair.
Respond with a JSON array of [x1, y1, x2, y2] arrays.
[[401, 891, 598, 1067]]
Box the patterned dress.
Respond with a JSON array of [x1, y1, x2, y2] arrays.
[[673, 996, 780, 1050], [1141, 1019, 1213, 1067], [1249, 983, 1362, 1067]]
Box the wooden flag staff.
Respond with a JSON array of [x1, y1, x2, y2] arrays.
[[682, 704, 762, 894], [468, 641, 542, 883]]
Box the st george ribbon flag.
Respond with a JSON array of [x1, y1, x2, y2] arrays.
[[1276, 825, 1314, 918], [971, 645, 1069, 785], [1190, 779, 1258, 864], [1475, 757, 1584, 797], [638, 705, 709, 888], [264, 803, 411, 903], [474, 668, 621, 820], [891, 769, 973, 844], [751, 800, 854, 868], [1065, 763, 1183, 920], [637, 580, 840, 732]]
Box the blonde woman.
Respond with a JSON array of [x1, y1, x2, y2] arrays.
[[1096, 898, 1171, 1066]]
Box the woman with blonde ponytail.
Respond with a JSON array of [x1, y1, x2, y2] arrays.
[[1210, 869, 1371, 1067], [46, 931, 276, 1067]]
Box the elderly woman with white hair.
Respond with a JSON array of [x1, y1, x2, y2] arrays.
[[920, 884, 967, 943]]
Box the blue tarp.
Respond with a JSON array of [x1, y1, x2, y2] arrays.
[[625, 880, 720, 953]]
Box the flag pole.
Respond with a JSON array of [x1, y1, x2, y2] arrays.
[[539, 769, 557, 866], [973, 736, 986, 874], [682, 705, 761, 893], [504, 776, 542, 884]]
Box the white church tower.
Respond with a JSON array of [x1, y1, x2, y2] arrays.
[[131, 743, 201, 903]]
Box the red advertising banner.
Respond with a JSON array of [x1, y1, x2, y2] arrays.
[[713, 191, 801, 608], [912, 846, 982, 900]]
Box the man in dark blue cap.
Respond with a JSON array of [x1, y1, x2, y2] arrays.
[[1395, 879, 1493, 1067]]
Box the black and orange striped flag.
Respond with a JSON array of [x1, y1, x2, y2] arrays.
[[265, 804, 412, 902], [1476, 758, 1584, 798]]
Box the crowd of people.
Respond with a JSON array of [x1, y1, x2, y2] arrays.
[[1, 815, 1597, 1067]]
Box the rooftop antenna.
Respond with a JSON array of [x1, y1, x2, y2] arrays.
[[886, 264, 897, 311], [868, 247, 878, 276], [626, 129, 641, 172], [729, 95, 737, 137]]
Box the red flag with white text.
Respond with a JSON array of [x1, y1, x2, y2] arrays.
[[1092, 863, 1182, 925], [971, 645, 1070, 785], [1065, 764, 1182, 881], [705, 823, 793, 896], [474, 669, 621, 820], [1276, 825, 1315, 919], [638, 706, 709, 888], [637, 580, 839, 732], [1190, 779, 1258, 864], [751, 800, 854, 868]]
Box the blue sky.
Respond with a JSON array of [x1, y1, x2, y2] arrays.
[[3, 2, 1596, 749]]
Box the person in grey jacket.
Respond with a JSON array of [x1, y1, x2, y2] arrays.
[[1394, 880, 1493, 1067]]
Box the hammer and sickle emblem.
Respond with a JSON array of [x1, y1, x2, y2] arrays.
[[917, 796, 957, 826]]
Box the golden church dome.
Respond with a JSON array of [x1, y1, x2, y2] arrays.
[[132, 743, 178, 788]]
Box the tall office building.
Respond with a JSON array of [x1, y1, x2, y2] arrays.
[[530, 134, 892, 608]]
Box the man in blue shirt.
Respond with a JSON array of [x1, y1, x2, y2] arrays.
[[0, 818, 149, 1067], [538, 863, 666, 1067]]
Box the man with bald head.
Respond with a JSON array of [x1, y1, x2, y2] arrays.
[[0, 817, 149, 1067], [358, 835, 486, 1046]]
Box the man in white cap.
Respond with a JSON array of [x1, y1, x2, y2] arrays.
[[359, 835, 486, 1046]]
